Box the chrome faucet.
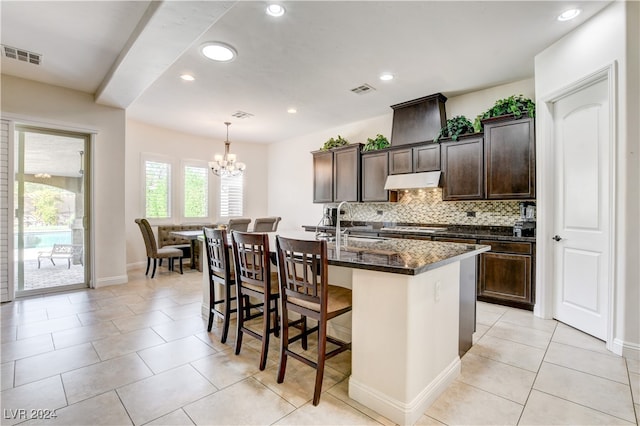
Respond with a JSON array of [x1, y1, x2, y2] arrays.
[[335, 200, 352, 257]]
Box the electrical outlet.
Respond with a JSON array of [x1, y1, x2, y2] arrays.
[[467, 211, 476, 217], [377, 210, 383, 215]]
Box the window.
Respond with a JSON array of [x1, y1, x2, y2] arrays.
[[144, 158, 171, 219], [220, 174, 243, 217], [183, 164, 208, 218]]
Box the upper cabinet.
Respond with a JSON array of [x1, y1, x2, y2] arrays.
[[390, 93, 447, 146], [441, 116, 536, 201], [483, 116, 535, 199], [312, 144, 362, 203], [361, 151, 397, 202], [312, 150, 334, 203], [413, 144, 441, 172], [388, 148, 413, 175], [441, 135, 484, 200]]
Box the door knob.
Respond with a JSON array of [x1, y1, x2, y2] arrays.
[[552, 235, 562, 241]]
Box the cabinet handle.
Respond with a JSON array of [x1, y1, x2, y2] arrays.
[[552, 235, 563, 242]]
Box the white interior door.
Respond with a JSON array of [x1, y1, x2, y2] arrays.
[[552, 78, 610, 340]]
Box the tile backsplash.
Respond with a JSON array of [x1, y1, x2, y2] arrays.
[[345, 188, 525, 226]]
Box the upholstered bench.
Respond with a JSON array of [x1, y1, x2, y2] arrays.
[[157, 224, 215, 271]]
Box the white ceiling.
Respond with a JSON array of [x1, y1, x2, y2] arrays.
[[1, 1, 611, 145]]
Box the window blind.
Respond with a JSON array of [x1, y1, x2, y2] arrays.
[[145, 160, 171, 218], [184, 165, 208, 218], [220, 174, 243, 217]]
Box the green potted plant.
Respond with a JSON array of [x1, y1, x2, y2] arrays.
[[321, 135, 349, 150], [362, 134, 390, 151], [473, 94, 535, 132], [434, 116, 475, 142]]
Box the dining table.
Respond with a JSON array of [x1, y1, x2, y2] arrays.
[[169, 229, 205, 270]]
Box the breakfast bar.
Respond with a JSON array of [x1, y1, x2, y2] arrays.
[[200, 232, 489, 425]]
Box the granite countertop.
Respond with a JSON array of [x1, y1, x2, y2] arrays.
[[304, 222, 536, 243], [325, 236, 490, 275]]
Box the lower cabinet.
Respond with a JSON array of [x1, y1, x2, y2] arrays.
[[477, 240, 535, 310]]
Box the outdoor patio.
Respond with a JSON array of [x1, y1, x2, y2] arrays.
[[17, 248, 85, 291]]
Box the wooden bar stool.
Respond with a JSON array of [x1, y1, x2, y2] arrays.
[[231, 231, 280, 370], [203, 227, 237, 344], [275, 236, 352, 405]]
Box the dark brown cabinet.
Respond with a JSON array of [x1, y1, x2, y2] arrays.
[[388, 148, 413, 175], [362, 151, 396, 202], [441, 135, 484, 200], [312, 144, 361, 203], [484, 116, 535, 199], [413, 144, 440, 172], [312, 150, 333, 203], [478, 240, 534, 310]]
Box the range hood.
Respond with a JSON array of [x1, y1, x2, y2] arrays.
[[384, 171, 441, 190]]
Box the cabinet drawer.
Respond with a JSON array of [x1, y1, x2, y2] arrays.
[[478, 240, 532, 254], [434, 237, 477, 244]]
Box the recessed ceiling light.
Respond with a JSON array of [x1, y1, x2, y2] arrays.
[[201, 42, 237, 62], [180, 74, 195, 81], [558, 9, 581, 21], [287, 107, 297, 114], [266, 3, 285, 17], [379, 73, 394, 81]]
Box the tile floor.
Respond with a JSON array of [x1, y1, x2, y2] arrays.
[[1, 267, 638, 425]]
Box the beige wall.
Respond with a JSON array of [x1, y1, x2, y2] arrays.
[[534, 1, 639, 357], [1, 74, 127, 287], [125, 120, 269, 268]]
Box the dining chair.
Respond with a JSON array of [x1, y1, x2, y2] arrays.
[[134, 218, 183, 278], [228, 218, 251, 232], [275, 235, 352, 405], [231, 231, 280, 370], [252, 216, 281, 232], [203, 227, 237, 343]]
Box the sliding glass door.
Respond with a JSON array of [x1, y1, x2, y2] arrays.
[[14, 126, 89, 295]]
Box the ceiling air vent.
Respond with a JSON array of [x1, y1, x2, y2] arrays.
[[232, 111, 254, 119], [350, 83, 375, 95], [2, 45, 41, 65]]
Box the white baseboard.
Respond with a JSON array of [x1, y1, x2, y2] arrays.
[[94, 274, 128, 288], [349, 356, 460, 425], [613, 338, 640, 360]]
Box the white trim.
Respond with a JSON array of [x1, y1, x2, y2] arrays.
[[88, 134, 97, 289], [94, 274, 128, 288], [613, 338, 640, 360], [349, 357, 460, 425], [5, 120, 16, 302], [0, 112, 98, 135], [536, 62, 617, 352]]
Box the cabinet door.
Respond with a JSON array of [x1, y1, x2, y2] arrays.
[[333, 145, 360, 202], [413, 144, 440, 172], [389, 148, 413, 174], [441, 136, 484, 200], [478, 252, 532, 308], [312, 151, 333, 203], [362, 151, 391, 202], [484, 117, 535, 199]]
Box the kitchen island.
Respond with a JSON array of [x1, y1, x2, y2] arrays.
[[200, 231, 489, 425]]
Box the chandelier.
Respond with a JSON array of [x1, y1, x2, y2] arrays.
[[209, 122, 246, 177]]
